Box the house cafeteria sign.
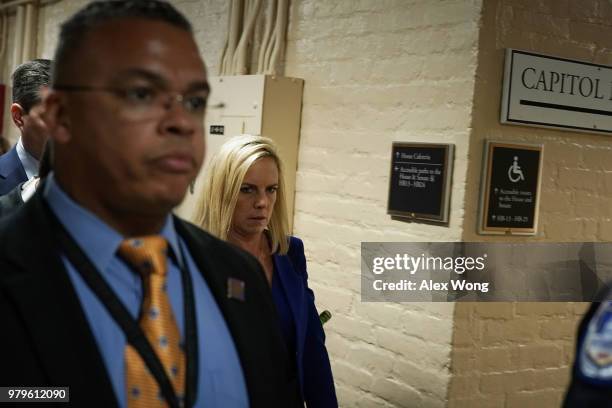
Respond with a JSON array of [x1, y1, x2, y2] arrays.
[[501, 49, 612, 134], [479, 141, 543, 235], [387, 142, 454, 223]]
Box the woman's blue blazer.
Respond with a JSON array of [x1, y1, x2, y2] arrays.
[[272, 236, 338, 407]]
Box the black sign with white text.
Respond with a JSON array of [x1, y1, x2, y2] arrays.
[[209, 125, 225, 135], [387, 143, 453, 223], [480, 142, 543, 234]]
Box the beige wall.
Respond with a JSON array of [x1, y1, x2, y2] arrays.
[[2, 12, 21, 147], [284, 1, 483, 406], [20, 0, 611, 407], [34, 1, 483, 406], [449, 0, 611, 407]]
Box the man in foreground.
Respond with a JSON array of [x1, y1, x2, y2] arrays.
[[0, 1, 300, 407]]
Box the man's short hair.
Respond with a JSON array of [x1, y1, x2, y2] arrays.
[[52, 0, 193, 85], [12, 59, 51, 113]]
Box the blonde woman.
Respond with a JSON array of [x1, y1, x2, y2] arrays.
[[195, 135, 337, 407]]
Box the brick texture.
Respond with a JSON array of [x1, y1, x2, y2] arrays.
[[286, 1, 481, 406], [32, 1, 482, 406], [26, 0, 606, 407], [452, 0, 609, 406]]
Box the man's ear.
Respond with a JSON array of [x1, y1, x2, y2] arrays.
[[10, 103, 25, 130], [43, 90, 71, 144]]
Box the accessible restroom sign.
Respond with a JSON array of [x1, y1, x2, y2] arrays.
[[501, 49, 612, 134], [479, 141, 543, 235]]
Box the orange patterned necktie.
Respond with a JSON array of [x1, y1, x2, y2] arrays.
[[118, 236, 185, 407]]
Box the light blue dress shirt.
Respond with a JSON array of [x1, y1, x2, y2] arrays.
[[43, 174, 248, 408], [16, 137, 39, 179]]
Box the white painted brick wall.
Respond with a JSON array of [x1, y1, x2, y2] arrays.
[[284, 1, 481, 406], [452, 0, 612, 406], [34, 1, 484, 406]]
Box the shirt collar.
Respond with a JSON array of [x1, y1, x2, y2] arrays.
[[43, 173, 181, 272], [16, 137, 40, 180]]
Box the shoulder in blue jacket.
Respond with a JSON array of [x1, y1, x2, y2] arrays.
[[273, 236, 338, 408], [0, 146, 27, 196]]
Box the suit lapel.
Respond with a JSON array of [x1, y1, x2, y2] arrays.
[[173, 218, 305, 406], [0, 184, 23, 215], [0, 146, 27, 183], [273, 254, 306, 358], [1, 194, 117, 407], [174, 219, 268, 397], [174, 218, 229, 304]]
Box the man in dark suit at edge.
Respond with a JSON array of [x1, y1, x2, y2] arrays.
[[0, 59, 51, 195], [0, 1, 300, 407], [0, 140, 51, 218], [564, 294, 612, 407]]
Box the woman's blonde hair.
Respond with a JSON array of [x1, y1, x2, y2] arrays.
[[194, 134, 289, 254]]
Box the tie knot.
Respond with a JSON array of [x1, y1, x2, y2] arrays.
[[119, 236, 169, 277]]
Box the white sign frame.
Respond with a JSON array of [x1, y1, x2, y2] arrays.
[[501, 49, 612, 135]]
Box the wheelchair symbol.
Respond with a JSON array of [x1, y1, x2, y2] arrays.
[[508, 156, 524, 183]]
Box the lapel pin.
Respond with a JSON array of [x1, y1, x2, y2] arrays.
[[227, 277, 246, 301]]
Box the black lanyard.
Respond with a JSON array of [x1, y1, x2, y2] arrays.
[[45, 204, 198, 408]]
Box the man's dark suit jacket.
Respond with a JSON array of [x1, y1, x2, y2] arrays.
[[0, 182, 24, 217], [0, 192, 302, 407], [0, 146, 27, 195]]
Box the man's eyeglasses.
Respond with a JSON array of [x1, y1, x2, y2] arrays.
[[53, 84, 208, 122]]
